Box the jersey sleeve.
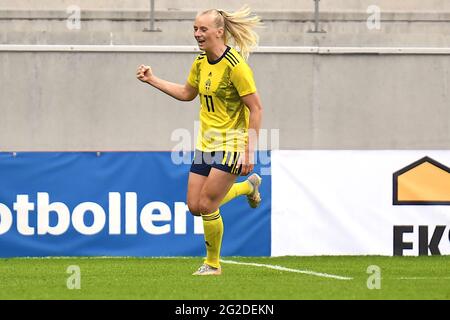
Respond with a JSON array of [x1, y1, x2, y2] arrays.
[[230, 62, 257, 97], [187, 58, 200, 89]]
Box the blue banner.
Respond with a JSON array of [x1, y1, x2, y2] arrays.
[[0, 152, 271, 257]]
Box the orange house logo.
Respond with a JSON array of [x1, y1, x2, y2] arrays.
[[393, 156, 450, 205]]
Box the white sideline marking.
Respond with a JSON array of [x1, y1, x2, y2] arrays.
[[220, 259, 353, 280], [396, 277, 450, 280]]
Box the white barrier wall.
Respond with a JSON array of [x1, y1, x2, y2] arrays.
[[271, 150, 450, 256], [2, 0, 449, 11], [1, 48, 450, 151]]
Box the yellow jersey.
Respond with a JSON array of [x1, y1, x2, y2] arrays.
[[187, 46, 257, 152]]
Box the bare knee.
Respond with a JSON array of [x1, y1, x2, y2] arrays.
[[187, 201, 201, 216], [198, 196, 218, 215]]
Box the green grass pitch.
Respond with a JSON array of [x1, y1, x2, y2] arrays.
[[0, 256, 449, 300]]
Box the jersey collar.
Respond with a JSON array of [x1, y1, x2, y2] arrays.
[[207, 46, 231, 65]]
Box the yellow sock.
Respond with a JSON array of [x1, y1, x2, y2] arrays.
[[220, 180, 253, 206], [201, 209, 223, 269]]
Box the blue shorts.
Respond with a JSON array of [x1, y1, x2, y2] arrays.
[[190, 150, 242, 177]]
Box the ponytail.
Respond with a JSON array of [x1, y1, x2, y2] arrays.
[[200, 5, 262, 60]]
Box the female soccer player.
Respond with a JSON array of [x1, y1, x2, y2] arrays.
[[137, 6, 263, 275]]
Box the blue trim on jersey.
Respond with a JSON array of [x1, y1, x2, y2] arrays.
[[207, 46, 231, 65]]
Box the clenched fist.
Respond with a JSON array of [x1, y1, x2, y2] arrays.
[[136, 64, 153, 83]]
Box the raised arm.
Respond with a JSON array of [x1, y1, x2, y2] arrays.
[[136, 65, 198, 101]]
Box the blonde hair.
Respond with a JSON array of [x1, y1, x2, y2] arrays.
[[200, 5, 262, 60]]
